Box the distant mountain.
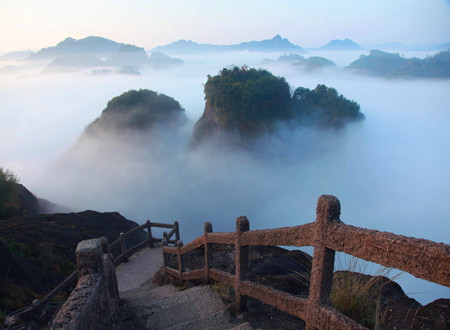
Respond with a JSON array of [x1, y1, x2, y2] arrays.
[[152, 35, 305, 54], [263, 53, 335, 69], [152, 40, 220, 54], [347, 50, 450, 78], [315, 39, 363, 51], [38, 40, 183, 74], [28, 36, 128, 60], [42, 55, 104, 73], [0, 50, 34, 61], [232, 35, 304, 52], [106, 44, 148, 68]]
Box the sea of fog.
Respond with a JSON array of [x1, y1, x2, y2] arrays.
[[0, 50, 449, 304]]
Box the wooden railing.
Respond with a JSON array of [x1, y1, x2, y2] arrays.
[[109, 220, 179, 264], [162, 195, 450, 330], [4, 219, 179, 329]]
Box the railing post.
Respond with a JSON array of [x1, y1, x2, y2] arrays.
[[174, 221, 180, 242], [235, 216, 249, 312], [119, 232, 128, 263], [162, 232, 169, 271], [146, 220, 154, 248], [177, 240, 184, 278], [306, 195, 341, 330], [204, 222, 213, 281]]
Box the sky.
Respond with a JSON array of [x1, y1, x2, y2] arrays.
[[1, 0, 450, 53]]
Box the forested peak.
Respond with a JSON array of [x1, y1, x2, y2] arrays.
[[85, 89, 186, 134]]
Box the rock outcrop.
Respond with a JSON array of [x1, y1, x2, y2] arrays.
[[0, 210, 146, 319]]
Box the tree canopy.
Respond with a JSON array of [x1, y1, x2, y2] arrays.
[[85, 89, 186, 135], [202, 66, 292, 137], [293, 84, 364, 128]]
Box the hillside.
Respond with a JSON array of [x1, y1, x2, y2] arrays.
[[347, 50, 450, 78], [28, 36, 126, 60], [0, 179, 146, 322], [193, 66, 364, 143], [193, 67, 293, 142], [83, 89, 187, 137]]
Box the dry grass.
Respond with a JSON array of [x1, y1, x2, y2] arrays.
[[331, 255, 401, 329]]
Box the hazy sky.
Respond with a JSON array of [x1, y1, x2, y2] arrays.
[[1, 0, 449, 53]]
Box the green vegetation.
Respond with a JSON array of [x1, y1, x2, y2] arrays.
[[194, 66, 364, 142], [0, 168, 19, 220], [203, 66, 292, 137], [2, 238, 76, 274], [293, 84, 364, 128], [348, 50, 450, 78], [85, 89, 186, 134]]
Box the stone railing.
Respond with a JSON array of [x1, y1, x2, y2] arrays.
[[50, 237, 120, 329], [162, 195, 450, 330], [4, 220, 179, 329]]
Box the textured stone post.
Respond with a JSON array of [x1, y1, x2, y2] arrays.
[[119, 232, 128, 263], [204, 222, 213, 281], [306, 195, 341, 329], [177, 240, 185, 276], [51, 238, 120, 329], [146, 220, 153, 248], [235, 216, 249, 312]]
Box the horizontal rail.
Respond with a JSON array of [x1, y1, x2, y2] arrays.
[[39, 269, 79, 307], [241, 223, 315, 247], [151, 222, 176, 228], [241, 281, 308, 321], [127, 239, 150, 256], [182, 268, 207, 280], [6, 268, 80, 325], [180, 236, 205, 254], [207, 232, 235, 245], [325, 222, 450, 287], [209, 269, 235, 288], [310, 304, 367, 330]]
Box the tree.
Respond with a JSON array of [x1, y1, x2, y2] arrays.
[[0, 168, 19, 220], [293, 84, 364, 128]]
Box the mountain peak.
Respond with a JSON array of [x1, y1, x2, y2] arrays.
[[317, 39, 363, 51]]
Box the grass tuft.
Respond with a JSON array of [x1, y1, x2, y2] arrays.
[[331, 255, 401, 329]]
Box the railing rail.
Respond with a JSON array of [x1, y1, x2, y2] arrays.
[[4, 219, 179, 329], [162, 195, 450, 330]]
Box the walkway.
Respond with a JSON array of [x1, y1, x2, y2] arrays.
[[115, 246, 252, 329], [115, 246, 163, 293]]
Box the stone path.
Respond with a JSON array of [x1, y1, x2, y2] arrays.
[[115, 247, 252, 329], [116, 247, 163, 293]]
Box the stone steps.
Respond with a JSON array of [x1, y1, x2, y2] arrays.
[[121, 284, 251, 330]]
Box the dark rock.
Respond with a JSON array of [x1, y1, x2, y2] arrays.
[[0, 210, 146, 317]]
